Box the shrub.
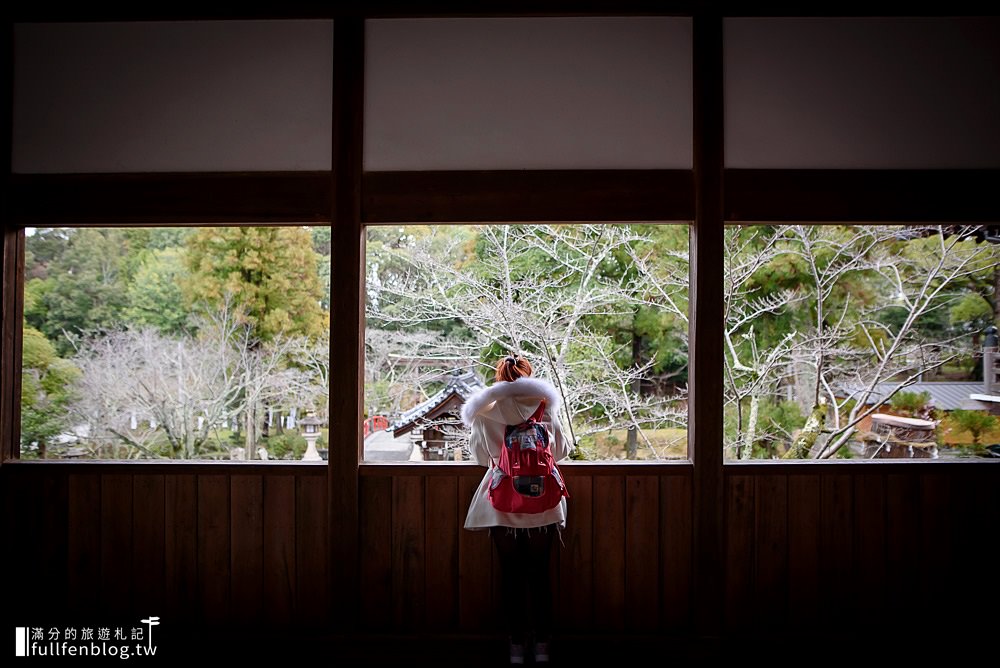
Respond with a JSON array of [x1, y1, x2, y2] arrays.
[[265, 432, 308, 460], [949, 409, 998, 447], [890, 391, 933, 418]]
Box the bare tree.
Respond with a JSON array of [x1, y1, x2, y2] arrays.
[[720, 227, 804, 458], [722, 225, 998, 459], [69, 301, 331, 459], [284, 329, 331, 420], [804, 226, 996, 458], [70, 320, 242, 458], [367, 224, 688, 459], [364, 327, 469, 419]]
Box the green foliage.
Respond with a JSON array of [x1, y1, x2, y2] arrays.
[[366, 225, 476, 339], [20, 326, 80, 456], [730, 400, 807, 459], [25, 229, 133, 355], [124, 247, 189, 335], [949, 293, 994, 332], [890, 391, 933, 417], [760, 399, 806, 439], [311, 227, 331, 255], [264, 432, 307, 460], [949, 409, 998, 446], [836, 444, 854, 459], [185, 227, 326, 341], [24, 228, 71, 276]]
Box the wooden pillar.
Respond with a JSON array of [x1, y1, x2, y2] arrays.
[[691, 10, 725, 642], [328, 15, 365, 630], [1, 21, 21, 465]]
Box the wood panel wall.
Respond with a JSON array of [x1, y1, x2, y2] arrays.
[[1, 465, 329, 633], [357, 467, 693, 635], [723, 466, 1000, 644], [5, 461, 995, 645], [0, 463, 696, 636]]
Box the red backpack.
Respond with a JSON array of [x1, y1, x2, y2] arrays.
[[488, 400, 569, 514]]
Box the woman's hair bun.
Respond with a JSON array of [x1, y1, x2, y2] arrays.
[[495, 353, 531, 382]]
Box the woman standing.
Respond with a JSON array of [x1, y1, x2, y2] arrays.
[[461, 355, 570, 665]]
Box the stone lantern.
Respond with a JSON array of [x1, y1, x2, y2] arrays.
[[299, 412, 323, 461]]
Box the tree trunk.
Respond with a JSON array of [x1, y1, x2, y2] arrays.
[[994, 263, 1000, 326], [626, 313, 642, 460], [244, 402, 257, 459], [626, 428, 638, 459], [244, 357, 258, 460], [38, 439, 47, 459], [785, 402, 827, 459], [185, 411, 195, 459], [741, 393, 759, 460]]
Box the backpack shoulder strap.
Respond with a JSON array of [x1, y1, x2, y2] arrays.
[[528, 400, 546, 423]]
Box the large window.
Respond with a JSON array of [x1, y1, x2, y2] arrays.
[[19, 226, 331, 461], [5, 14, 998, 472], [363, 224, 689, 462], [723, 224, 1000, 460]]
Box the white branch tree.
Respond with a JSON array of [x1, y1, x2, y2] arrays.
[[722, 225, 998, 459], [69, 301, 331, 459], [367, 224, 688, 459]]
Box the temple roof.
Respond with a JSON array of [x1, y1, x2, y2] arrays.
[[389, 369, 486, 438]]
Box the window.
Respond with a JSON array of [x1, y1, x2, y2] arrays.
[[5, 13, 996, 472], [723, 224, 1000, 460], [19, 226, 331, 461], [363, 224, 689, 462]]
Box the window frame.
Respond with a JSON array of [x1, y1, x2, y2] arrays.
[[2, 12, 997, 472]]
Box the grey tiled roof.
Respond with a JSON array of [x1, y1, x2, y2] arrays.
[[864, 381, 985, 411], [389, 369, 486, 434]]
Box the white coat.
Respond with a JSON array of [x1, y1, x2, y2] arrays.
[[460, 376, 570, 530]]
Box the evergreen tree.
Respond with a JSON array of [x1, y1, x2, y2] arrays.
[[25, 228, 132, 355], [21, 326, 80, 458], [184, 227, 325, 341], [124, 247, 190, 335]]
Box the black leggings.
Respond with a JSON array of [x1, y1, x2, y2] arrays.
[[490, 525, 557, 642]]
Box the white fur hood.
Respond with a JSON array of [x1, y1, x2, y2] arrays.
[[460, 376, 562, 427]]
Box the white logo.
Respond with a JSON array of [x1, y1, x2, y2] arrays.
[[15, 618, 160, 659]]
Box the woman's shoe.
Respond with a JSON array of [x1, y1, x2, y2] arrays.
[[509, 641, 525, 665], [533, 641, 550, 664]]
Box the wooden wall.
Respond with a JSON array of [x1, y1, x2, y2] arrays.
[[1, 465, 329, 632], [723, 466, 1000, 642], [357, 466, 693, 635], [4, 460, 997, 645]]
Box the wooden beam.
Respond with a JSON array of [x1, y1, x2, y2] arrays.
[[364, 170, 693, 223], [4, 167, 995, 227], [10, 168, 995, 228], [7, 2, 989, 22], [7, 2, 699, 22], [690, 10, 725, 644], [1, 22, 14, 464], [0, 460, 327, 475], [0, 229, 23, 464], [328, 16, 365, 631], [726, 169, 1000, 223], [359, 461, 695, 476], [10, 172, 331, 225]]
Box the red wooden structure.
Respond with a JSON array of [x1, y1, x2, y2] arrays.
[[363, 415, 390, 439]]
